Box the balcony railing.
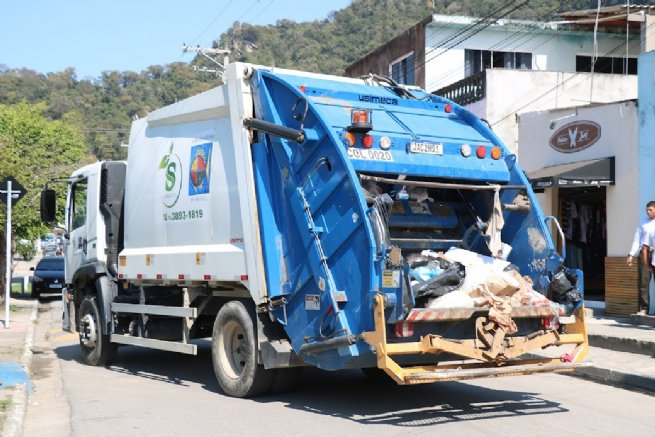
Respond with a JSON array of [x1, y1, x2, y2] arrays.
[[433, 71, 486, 106]]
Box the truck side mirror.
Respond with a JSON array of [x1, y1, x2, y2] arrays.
[[40, 188, 57, 223]]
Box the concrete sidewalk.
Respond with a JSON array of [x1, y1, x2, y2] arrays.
[[0, 296, 38, 437], [579, 309, 655, 394]]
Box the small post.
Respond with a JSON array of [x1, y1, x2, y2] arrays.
[[4, 179, 12, 328]]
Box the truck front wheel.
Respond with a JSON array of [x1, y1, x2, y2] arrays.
[[79, 296, 117, 366], [212, 301, 274, 397]]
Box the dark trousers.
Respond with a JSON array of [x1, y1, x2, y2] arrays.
[[638, 258, 652, 311]]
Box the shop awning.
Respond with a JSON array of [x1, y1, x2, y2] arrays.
[[527, 157, 615, 189]]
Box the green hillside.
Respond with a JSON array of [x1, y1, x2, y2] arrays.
[[0, 0, 643, 160]]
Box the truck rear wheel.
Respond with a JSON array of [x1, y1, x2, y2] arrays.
[[212, 301, 274, 398], [79, 296, 117, 366]]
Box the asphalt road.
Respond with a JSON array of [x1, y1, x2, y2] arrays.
[[23, 298, 655, 437]]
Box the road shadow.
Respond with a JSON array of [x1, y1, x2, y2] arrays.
[[54, 340, 217, 390], [255, 368, 568, 427], [54, 340, 567, 427]]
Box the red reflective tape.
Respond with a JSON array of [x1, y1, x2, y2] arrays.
[[156, 274, 163, 280], [118, 274, 124, 279], [178, 274, 185, 280], [204, 275, 211, 281], [240, 275, 248, 281], [136, 274, 143, 279]]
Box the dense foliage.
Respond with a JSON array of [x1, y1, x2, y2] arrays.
[[0, 0, 647, 162], [0, 103, 87, 300]]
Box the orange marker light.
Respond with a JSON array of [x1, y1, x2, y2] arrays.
[[352, 110, 369, 124], [343, 132, 356, 147], [491, 147, 502, 160]]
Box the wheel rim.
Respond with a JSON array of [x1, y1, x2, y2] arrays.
[[80, 310, 98, 348], [218, 320, 248, 379]]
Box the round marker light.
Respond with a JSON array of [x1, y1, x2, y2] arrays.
[[379, 136, 392, 150], [460, 143, 471, 157], [343, 132, 355, 147], [476, 145, 487, 159], [444, 104, 452, 113], [362, 134, 374, 149], [491, 146, 502, 160]]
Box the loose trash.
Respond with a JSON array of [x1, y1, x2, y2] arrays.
[[405, 249, 558, 328], [548, 266, 583, 305], [408, 253, 465, 298]]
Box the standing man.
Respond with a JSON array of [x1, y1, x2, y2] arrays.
[[637, 201, 655, 315]]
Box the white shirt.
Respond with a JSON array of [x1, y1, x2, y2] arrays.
[[639, 220, 655, 266], [630, 217, 652, 257]]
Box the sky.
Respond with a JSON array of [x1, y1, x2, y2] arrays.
[[0, 0, 351, 80]]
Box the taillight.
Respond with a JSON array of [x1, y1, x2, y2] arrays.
[[362, 134, 374, 149], [394, 321, 415, 338], [541, 317, 560, 330], [379, 136, 392, 150], [476, 145, 486, 159], [461, 143, 471, 157], [444, 104, 452, 113], [491, 146, 502, 160]]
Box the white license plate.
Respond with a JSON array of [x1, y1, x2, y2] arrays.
[[409, 142, 443, 155], [49, 283, 63, 289], [347, 148, 393, 161]]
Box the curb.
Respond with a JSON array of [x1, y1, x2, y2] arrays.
[[588, 333, 655, 357], [3, 302, 38, 437], [630, 314, 655, 328], [572, 365, 655, 395]]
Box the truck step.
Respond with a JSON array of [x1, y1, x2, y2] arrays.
[[111, 302, 197, 318], [110, 334, 197, 355]]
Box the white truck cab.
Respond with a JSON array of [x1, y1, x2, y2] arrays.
[[64, 163, 108, 284]]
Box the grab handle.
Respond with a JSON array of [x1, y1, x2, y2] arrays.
[[544, 215, 566, 261]]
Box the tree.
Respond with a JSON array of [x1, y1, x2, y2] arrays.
[[0, 103, 88, 304]]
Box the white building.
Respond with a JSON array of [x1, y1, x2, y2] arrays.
[[346, 5, 655, 312], [346, 5, 655, 154]]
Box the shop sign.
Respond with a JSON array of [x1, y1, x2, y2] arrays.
[[549, 120, 601, 153]]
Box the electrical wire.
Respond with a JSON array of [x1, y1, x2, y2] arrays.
[[490, 20, 651, 128], [190, 0, 235, 44], [249, 0, 275, 25], [417, 0, 531, 76], [423, 8, 562, 93]]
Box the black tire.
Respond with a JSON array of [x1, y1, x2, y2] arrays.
[[78, 296, 117, 366], [212, 300, 275, 398]]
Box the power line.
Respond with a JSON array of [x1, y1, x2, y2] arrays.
[[417, 0, 531, 75], [490, 22, 650, 127], [424, 4, 563, 92], [191, 1, 235, 44], [411, 0, 526, 71], [249, 0, 275, 24], [235, 0, 264, 24]]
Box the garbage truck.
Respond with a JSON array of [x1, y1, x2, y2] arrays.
[[40, 62, 589, 398]]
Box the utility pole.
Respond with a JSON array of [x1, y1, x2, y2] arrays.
[[182, 45, 230, 81]]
